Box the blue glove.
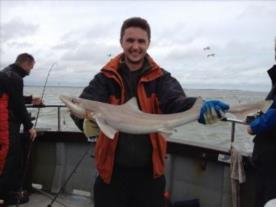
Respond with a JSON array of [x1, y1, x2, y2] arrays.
[[249, 108, 276, 135], [199, 100, 230, 124]]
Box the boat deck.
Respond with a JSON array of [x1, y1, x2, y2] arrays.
[[9, 191, 93, 207]]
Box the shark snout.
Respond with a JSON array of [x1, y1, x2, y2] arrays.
[[60, 95, 87, 119]]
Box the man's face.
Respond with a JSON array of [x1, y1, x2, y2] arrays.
[[120, 27, 150, 69], [22, 61, 35, 75]]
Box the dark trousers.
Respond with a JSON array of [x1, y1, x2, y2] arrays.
[[94, 165, 165, 207], [0, 123, 28, 199], [253, 140, 276, 207]]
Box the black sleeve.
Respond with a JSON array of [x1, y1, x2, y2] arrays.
[[9, 76, 33, 130], [157, 71, 197, 114], [0, 72, 8, 96], [80, 73, 110, 102], [71, 73, 110, 131], [24, 95, 33, 104]]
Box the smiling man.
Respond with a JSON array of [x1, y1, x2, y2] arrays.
[[71, 17, 229, 207]]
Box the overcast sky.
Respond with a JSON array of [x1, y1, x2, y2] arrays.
[[0, 0, 275, 91]]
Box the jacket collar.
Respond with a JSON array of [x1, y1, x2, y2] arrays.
[[102, 53, 163, 82], [10, 64, 29, 78], [268, 65, 276, 86]]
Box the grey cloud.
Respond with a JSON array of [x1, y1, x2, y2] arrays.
[[84, 22, 118, 40], [58, 21, 118, 44], [52, 40, 79, 50], [1, 19, 39, 42], [7, 41, 33, 48], [239, 4, 276, 19]]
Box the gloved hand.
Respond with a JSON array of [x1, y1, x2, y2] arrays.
[[248, 108, 276, 135], [83, 118, 100, 140], [199, 100, 230, 124]]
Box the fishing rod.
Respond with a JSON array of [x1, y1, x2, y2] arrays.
[[223, 117, 250, 144], [16, 63, 56, 207], [47, 146, 91, 207], [34, 62, 56, 127]]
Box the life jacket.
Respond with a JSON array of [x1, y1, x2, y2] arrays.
[[0, 73, 10, 175], [95, 54, 167, 184]]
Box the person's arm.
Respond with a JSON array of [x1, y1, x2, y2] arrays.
[[157, 71, 229, 124], [24, 95, 33, 104], [157, 71, 196, 113], [24, 95, 43, 105], [248, 98, 276, 135], [9, 77, 34, 131]]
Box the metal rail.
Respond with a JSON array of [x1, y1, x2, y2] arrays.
[[27, 105, 66, 132]]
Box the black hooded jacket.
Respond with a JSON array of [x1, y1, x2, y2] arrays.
[[1, 64, 33, 130], [253, 65, 276, 157]]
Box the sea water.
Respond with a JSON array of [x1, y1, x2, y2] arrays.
[[25, 86, 267, 156]]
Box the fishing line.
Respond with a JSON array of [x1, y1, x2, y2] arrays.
[[31, 186, 69, 207], [47, 146, 91, 207], [34, 62, 56, 127]]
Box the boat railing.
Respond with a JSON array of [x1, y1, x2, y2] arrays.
[[27, 104, 74, 132]]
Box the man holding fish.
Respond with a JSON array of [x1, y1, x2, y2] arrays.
[[71, 17, 229, 207]]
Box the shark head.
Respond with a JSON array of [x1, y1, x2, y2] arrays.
[[59, 95, 87, 119]]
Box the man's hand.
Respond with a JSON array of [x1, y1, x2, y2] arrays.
[[83, 118, 100, 138], [32, 97, 43, 106], [28, 128, 37, 141], [198, 100, 230, 124], [247, 126, 254, 135]]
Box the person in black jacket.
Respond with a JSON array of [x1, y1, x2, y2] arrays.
[[0, 53, 42, 205], [247, 41, 276, 207]]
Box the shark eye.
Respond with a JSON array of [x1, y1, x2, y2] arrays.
[[72, 98, 80, 104]]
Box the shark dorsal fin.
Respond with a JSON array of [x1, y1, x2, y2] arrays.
[[122, 97, 141, 113]]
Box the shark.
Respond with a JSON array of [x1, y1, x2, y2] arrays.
[[59, 95, 272, 139]]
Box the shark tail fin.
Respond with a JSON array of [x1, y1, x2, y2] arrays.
[[228, 100, 273, 120]]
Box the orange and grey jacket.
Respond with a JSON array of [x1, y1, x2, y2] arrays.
[[75, 53, 196, 184]]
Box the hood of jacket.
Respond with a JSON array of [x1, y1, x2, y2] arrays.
[[101, 53, 164, 82], [268, 64, 276, 86], [6, 64, 29, 78]]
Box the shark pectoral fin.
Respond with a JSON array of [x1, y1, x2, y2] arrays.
[[93, 116, 117, 139], [159, 128, 177, 139]]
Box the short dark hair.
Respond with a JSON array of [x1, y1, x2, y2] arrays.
[[15, 53, 35, 65], [120, 17, 151, 42]]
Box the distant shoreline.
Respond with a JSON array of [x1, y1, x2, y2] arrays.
[[25, 85, 268, 93]]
